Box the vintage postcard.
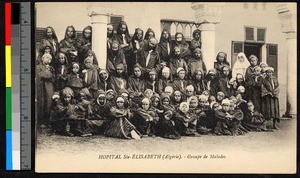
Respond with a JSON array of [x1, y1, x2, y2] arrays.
[[35, 2, 297, 173]]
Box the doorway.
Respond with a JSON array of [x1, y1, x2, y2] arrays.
[[244, 42, 263, 63]]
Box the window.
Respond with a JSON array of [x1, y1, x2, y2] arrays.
[[267, 44, 278, 76], [109, 15, 124, 32], [257, 28, 266, 42], [231, 41, 244, 65], [245, 27, 254, 41], [245, 26, 266, 42]]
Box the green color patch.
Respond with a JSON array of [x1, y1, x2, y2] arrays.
[[6, 88, 12, 130]]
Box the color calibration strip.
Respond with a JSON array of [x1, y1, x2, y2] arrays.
[[5, 2, 13, 170], [6, 2, 23, 170]]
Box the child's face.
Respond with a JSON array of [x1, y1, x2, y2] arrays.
[[162, 31, 169, 40], [134, 67, 141, 77], [250, 57, 258, 66], [266, 71, 273, 77], [84, 29, 91, 38], [186, 90, 193, 97], [59, 54, 66, 64], [106, 92, 114, 100], [236, 94, 242, 101], [229, 103, 236, 110], [195, 71, 202, 80], [162, 71, 170, 79], [165, 90, 172, 96], [116, 99, 124, 108], [116, 67, 123, 75], [107, 26, 113, 35], [217, 93, 224, 101], [44, 47, 51, 54], [194, 32, 200, 40], [213, 103, 220, 111], [152, 98, 159, 107], [178, 71, 185, 79], [176, 34, 183, 42], [121, 93, 129, 100], [64, 94, 72, 104], [218, 53, 225, 62], [181, 104, 189, 113], [174, 48, 181, 56], [88, 53, 94, 60], [164, 112, 171, 120], [149, 72, 156, 81], [254, 68, 261, 76], [72, 65, 79, 74], [67, 27, 74, 38], [189, 99, 198, 108], [209, 73, 215, 79], [98, 97, 105, 105], [222, 104, 230, 112], [238, 88, 245, 93], [144, 91, 152, 98], [43, 56, 51, 65], [194, 51, 201, 58], [85, 60, 93, 69], [142, 101, 150, 110], [174, 93, 181, 102], [46, 28, 53, 38], [223, 67, 230, 76], [100, 72, 108, 80], [202, 91, 209, 96], [199, 100, 206, 107], [209, 96, 216, 103], [247, 103, 254, 112], [236, 74, 244, 83], [162, 98, 170, 105]]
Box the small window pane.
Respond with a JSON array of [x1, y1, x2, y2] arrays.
[[269, 45, 277, 56], [234, 43, 243, 53], [257, 28, 266, 41], [245, 27, 254, 41]]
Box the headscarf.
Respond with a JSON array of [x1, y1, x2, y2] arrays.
[[64, 25, 77, 43], [132, 28, 144, 42], [144, 28, 155, 40], [159, 29, 172, 44], [192, 29, 201, 39], [179, 102, 189, 112], [215, 52, 230, 65], [117, 21, 130, 36], [61, 87, 74, 97], [82, 26, 92, 40], [44, 26, 58, 42], [174, 32, 187, 45]]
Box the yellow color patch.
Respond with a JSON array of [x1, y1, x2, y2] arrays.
[[5, 45, 11, 87]]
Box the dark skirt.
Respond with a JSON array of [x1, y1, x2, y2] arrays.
[[104, 117, 138, 139], [214, 120, 247, 136], [261, 95, 280, 121], [159, 120, 181, 139]]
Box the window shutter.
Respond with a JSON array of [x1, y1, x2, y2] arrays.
[[257, 28, 266, 42], [231, 41, 244, 66], [245, 27, 254, 41], [110, 15, 124, 32], [266, 44, 278, 77]]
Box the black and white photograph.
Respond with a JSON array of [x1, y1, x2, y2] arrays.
[[35, 2, 297, 173]]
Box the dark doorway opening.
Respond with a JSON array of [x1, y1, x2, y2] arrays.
[[244, 42, 263, 63]]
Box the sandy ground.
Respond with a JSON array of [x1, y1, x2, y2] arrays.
[[35, 118, 296, 173]]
